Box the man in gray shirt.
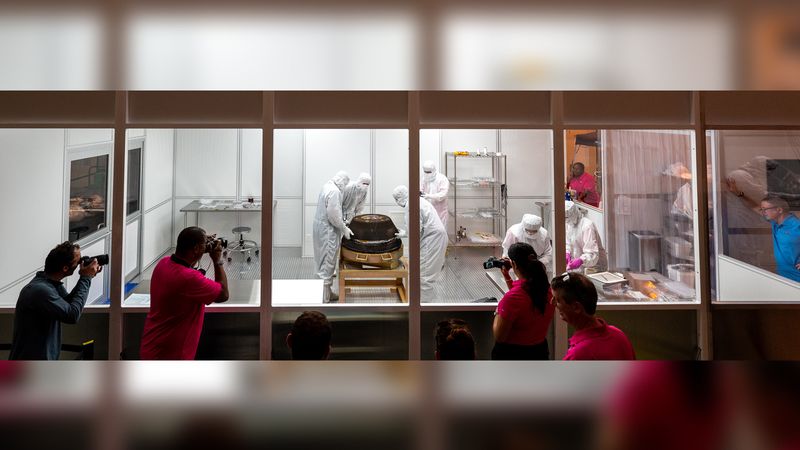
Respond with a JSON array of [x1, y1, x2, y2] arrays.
[[9, 241, 101, 360]]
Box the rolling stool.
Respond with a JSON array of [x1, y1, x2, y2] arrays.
[[227, 226, 260, 263]]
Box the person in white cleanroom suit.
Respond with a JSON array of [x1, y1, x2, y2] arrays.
[[341, 173, 372, 224], [565, 200, 608, 272], [393, 185, 448, 301], [313, 171, 353, 302], [420, 160, 450, 229], [502, 214, 553, 271]]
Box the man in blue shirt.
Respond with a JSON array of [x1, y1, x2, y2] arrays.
[[9, 241, 101, 360], [760, 196, 800, 283]]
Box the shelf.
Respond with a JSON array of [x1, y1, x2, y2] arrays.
[[450, 210, 506, 220], [449, 179, 501, 188], [446, 152, 506, 159], [451, 231, 503, 246]]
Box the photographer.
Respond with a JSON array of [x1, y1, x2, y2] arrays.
[[9, 241, 102, 360], [140, 226, 229, 360], [491, 242, 554, 360]]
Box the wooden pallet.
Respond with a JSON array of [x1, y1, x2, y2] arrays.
[[338, 257, 408, 303]]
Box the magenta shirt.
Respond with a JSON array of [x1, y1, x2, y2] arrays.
[[564, 318, 635, 360], [567, 172, 600, 207], [140, 256, 222, 360], [496, 281, 555, 345]]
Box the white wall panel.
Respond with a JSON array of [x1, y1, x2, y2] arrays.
[[240, 129, 263, 198], [175, 129, 238, 197], [440, 129, 499, 181], [273, 198, 302, 247], [303, 130, 371, 200], [718, 256, 800, 302], [501, 129, 552, 197], [0, 278, 28, 307], [125, 219, 139, 278], [375, 130, 409, 204], [63, 238, 106, 305], [143, 129, 174, 210], [127, 129, 146, 139], [420, 129, 441, 176], [0, 129, 65, 289], [67, 129, 113, 147], [142, 201, 173, 269], [273, 129, 304, 197]]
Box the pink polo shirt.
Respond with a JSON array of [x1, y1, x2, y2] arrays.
[[564, 318, 635, 360], [496, 281, 555, 345], [567, 172, 600, 207], [140, 256, 222, 360]]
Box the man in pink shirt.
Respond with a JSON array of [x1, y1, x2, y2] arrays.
[[140, 227, 229, 360], [550, 272, 635, 360], [567, 162, 600, 207]]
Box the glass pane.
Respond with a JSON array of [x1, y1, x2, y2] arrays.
[[565, 129, 602, 209], [272, 129, 408, 306], [0, 129, 113, 309], [709, 130, 800, 301], [272, 311, 408, 360], [127, 147, 142, 215], [69, 154, 108, 241], [564, 129, 698, 304], [123, 128, 262, 309], [420, 129, 554, 304]]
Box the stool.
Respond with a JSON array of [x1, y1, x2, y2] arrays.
[[227, 226, 260, 263]]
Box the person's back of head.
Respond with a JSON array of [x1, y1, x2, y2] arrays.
[[287, 311, 332, 360], [507, 242, 550, 314], [176, 226, 206, 255], [435, 319, 476, 360], [550, 272, 598, 319], [44, 241, 80, 276]]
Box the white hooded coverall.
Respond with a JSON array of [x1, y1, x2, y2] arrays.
[[341, 173, 371, 224], [502, 214, 553, 269], [565, 201, 608, 272], [393, 186, 448, 301], [420, 161, 450, 229], [313, 172, 351, 285]]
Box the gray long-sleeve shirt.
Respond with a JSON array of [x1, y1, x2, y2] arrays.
[[9, 271, 92, 360]]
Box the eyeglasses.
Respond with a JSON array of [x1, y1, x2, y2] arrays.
[[759, 206, 778, 213]]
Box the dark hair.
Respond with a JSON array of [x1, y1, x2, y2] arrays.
[[44, 241, 80, 274], [572, 162, 585, 171], [289, 311, 332, 360], [435, 319, 475, 360], [550, 272, 598, 315], [761, 195, 790, 210], [176, 226, 206, 253], [507, 242, 550, 314]]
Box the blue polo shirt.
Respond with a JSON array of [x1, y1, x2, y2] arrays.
[[771, 214, 800, 283]]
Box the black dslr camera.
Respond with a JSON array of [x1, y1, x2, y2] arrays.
[[205, 235, 228, 253], [81, 254, 109, 266], [483, 256, 511, 270]]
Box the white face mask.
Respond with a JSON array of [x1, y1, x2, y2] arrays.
[[424, 170, 435, 182], [524, 229, 538, 237]]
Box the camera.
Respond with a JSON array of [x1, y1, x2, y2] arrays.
[[205, 235, 228, 253], [81, 254, 109, 266], [483, 256, 511, 270]]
